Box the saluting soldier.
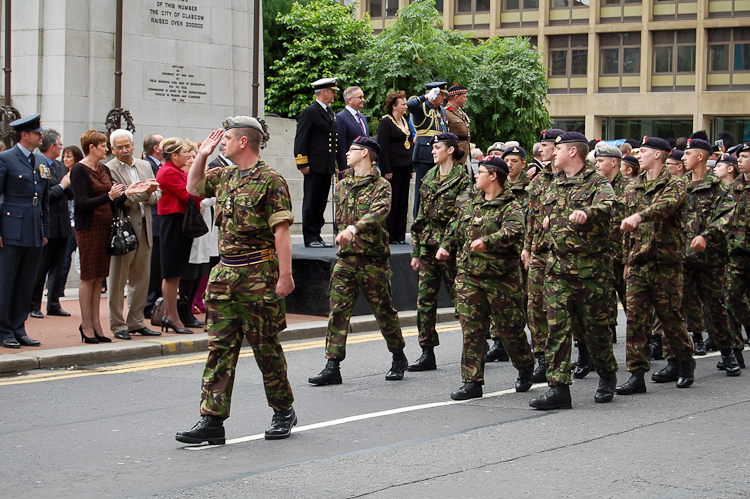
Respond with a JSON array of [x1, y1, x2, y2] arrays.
[[408, 82, 449, 218], [437, 156, 535, 400], [444, 84, 473, 179], [308, 137, 408, 386], [408, 133, 471, 371], [0, 114, 49, 349], [294, 77, 339, 248], [177, 117, 297, 444]]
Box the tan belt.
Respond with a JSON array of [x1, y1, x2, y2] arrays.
[[416, 130, 441, 137]]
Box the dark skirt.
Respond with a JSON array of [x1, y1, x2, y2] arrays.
[[160, 213, 192, 279]]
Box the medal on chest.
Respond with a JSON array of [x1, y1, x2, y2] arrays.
[[38, 164, 50, 179]]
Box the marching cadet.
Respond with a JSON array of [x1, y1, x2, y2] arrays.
[[408, 82, 449, 218], [444, 84, 473, 180], [529, 132, 618, 410], [594, 145, 631, 344], [408, 133, 471, 371], [727, 143, 750, 346], [715, 153, 740, 185], [666, 149, 686, 178], [617, 136, 695, 396], [178, 117, 297, 444], [308, 137, 408, 385], [678, 138, 742, 376], [521, 129, 564, 383], [437, 156, 535, 400], [620, 154, 640, 179]]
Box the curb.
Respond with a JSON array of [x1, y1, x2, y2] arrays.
[[0, 308, 458, 374]]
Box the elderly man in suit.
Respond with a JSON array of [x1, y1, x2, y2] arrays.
[[142, 134, 163, 319], [107, 129, 162, 339], [29, 129, 72, 318], [336, 86, 369, 173], [294, 77, 339, 248], [0, 114, 49, 348]]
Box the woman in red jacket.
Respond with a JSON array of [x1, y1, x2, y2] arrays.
[[155, 138, 201, 334]]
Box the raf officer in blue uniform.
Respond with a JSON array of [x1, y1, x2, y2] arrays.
[[0, 114, 49, 348], [407, 81, 449, 218]]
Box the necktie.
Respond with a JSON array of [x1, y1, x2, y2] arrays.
[[29, 153, 35, 168], [328, 106, 335, 120], [356, 113, 366, 135]]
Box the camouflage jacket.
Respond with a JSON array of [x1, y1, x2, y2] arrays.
[[609, 171, 631, 264], [682, 170, 735, 268], [523, 163, 555, 256], [411, 164, 472, 258], [728, 176, 750, 259], [441, 187, 525, 277], [334, 168, 391, 258], [509, 171, 531, 210], [622, 166, 686, 266], [195, 159, 293, 256], [543, 163, 614, 278]]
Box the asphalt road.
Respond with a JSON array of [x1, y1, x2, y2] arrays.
[[3, 313, 750, 499]]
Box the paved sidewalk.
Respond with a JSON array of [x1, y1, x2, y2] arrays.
[[0, 289, 455, 374]]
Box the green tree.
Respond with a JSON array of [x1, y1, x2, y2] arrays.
[[265, 0, 373, 118], [263, 0, 310, 82]]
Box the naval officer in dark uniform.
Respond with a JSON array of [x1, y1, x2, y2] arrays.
[[294, 77, 339, 248], [0, 114, 49, 348], [408, 81, 449, 218]]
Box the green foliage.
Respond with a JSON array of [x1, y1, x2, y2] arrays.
[[263, 0, 309, 81], [265, 0, 373, 118]]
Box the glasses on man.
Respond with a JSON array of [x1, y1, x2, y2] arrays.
[[112, 143, 134, 151], [476, 168, 491, 175]]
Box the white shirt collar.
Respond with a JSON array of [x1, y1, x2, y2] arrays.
[[346, 105, 359, 117], [316, 99, 329, 110], [17, 143, 32, 157]]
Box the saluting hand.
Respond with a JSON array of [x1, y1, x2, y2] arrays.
[[199, 129, 224, 158]]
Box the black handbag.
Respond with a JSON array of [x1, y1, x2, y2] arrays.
[[182, 195, 209, 238], [107, 204, 139, 256]]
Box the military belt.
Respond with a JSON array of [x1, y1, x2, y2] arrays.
[[220, 248, 276, 267], [416, 130, 440, 137]]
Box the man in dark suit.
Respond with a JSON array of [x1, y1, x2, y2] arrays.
[[142, 133, 163, 318], [336, 86, 369, 172], [209, 144, 233, 168], [29, 129, 72, 318], [294, 77, 339, 248], [0, 114, 49, 348]]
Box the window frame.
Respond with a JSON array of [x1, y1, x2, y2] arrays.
[[651, 29, 696, 91], [707, 27, 750, 90], [548, 34, 589, 94]]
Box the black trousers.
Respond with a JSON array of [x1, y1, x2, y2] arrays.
[[0, 244, 43, 341], [145, 235, 162, 317], [386, 167, 411, 242], [302, 171, 332, 245], [30, 236, 68, 312], [413, 162, 432, 219]]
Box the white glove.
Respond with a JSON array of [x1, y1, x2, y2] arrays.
[[426, 88, 440, 101], [200, 197, 216, 208]]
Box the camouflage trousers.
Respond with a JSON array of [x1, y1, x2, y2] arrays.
[[609, 261, 627, 326], [455, 269, 534, 384], [200, 262, 294, 418], [490, 265, 527, 341], [726, 257, 750, 343], [625, 262, 693, 373], [416, 253, 457, 347], [527, 258, 548, 355], [544, 273, 618, 386], [683, 265, 741, 350], [325, 255, 405, 360]]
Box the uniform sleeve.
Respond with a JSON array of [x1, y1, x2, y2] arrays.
[[353, 178, 391, 234], [265, 173, 294, 228], [377, 118, 393, 175], [194, 167, 220, 199], [638, 176, 686, 224], [294, 107, 312, 170], [484, 203, 525, 250], [622, 185, 635, 265], [440, 197, 466, 255], [582, 178, 614, 225], [702, 184, 735, 246], [410, 184, 427, 258]]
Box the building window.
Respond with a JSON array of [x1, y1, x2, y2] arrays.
[[454, 0, 491, 30], [652, 0, 697, 21], [551, 118, 586, 133], [504, 0, 540, 8], [712, 117, 750, 143], [600, 0, 642, 23], [457, 0, 490, 12], [602, 118, 693, 141], [599, 33, 641, 93], [708, 0, 750, 19], [368, 0, 398, 18], [500, 0, 539, 27], [651, 30, 696, 91], [549, 0, 590, 26], [708, 28, 750, 90], [548, 34, 588, 94]]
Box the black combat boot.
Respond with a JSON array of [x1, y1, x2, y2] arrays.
[[719, 349, 741, 377], [651, 358, 680, 383], [407, 346, 436, 371], [531, 353, 547, 383], [735, 349, 745, 369], [486, 338, 509, 362], [308, 359, 342, 385], [594, 376, 617, 403], [451, 382, 483, 400], [649, 336, 663, 360], [692, 332, 707, 356], [175, 415, 225, 445], [385, 351, 408, 380], [572, 343, 593, 379], [615, 373, 646, 395], [529, 384, 572, 410], [515, 370, 533, 393], [676, 358, 696, 388], [610, 324, 617, 344], [265, 407, 298, 440], [704, 335, 718, 352]]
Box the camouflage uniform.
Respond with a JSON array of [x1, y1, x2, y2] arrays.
[[681, 170, 739, 350], [524, 164, 555, 355], [411, 164, 472, 347], [195, 160, 294, 417], [441, 188, 534, 384], [543, 163, 618, 386], [325, 169, 405, 360], [444, 104, 473, 179], [726, 176, 750, 343], [608, 171, 631, 329], [622, 166, 693, 373]]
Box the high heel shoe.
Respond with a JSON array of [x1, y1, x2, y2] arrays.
[[161, 317, 193, 334], [79, 325, 99, 344], [94, 331, 112, 343]]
